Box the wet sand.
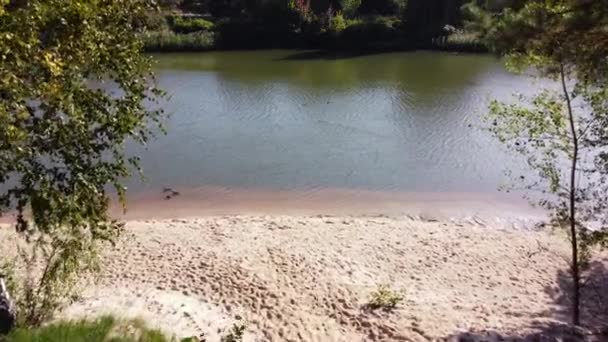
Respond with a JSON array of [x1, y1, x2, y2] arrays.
[[110, 187, 544, 228]]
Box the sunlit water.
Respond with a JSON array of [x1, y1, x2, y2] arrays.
[[122, 50, 544, 217]]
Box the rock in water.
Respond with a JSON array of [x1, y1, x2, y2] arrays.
[[0, 277, 16, 335]]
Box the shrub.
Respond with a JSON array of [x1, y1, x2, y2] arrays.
[[330, 12, 347, 33], [3, 244, 99, 327], [143, 31, 216, 52], [220, 321, 246, 342], [339, 16, 402, 45], [139, 12, 169, 31], [367, 285, 404, 311], [340, 0, 362, 18], [430, 31, 487, 53], [170, 16, 215, 34]]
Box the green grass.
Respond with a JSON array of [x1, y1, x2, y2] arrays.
[[143, 31, 216, 52], [2, 316, 172, 342], [169, 17, 215, 34]]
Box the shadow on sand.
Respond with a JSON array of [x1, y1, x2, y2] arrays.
[[442, 258, 608, 342]]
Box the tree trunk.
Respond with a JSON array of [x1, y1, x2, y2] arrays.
[[0, 276, 16, 335], [561, 63, 581, 326]]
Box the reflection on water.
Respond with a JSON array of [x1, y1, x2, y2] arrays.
[[128, 50, 536, 199]]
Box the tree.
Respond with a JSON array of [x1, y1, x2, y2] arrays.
[[404, 0, 463, 39], [465, 0, 608, 326], [0, 0, 163, 326], [0, 276, 15, 334], [339, 0, 361, 17]]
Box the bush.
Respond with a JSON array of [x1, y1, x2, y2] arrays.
[[3, 316, 170, 342], [0, 232, 102, 327], [367, 285, 404, 311], [330, 12, 347, 34], [143, 31, 216, 52], [430, 31, 487, 53], [169, 16, 215, 34], [137, 12, 169, 31], [340, 0, 362, 18], [220, 321, 246, 342], [331, 16, 402, 48]]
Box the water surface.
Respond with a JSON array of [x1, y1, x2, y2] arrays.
[[125, 50, 540, 216]]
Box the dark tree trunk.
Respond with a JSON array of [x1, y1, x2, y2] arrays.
[[561, 63, 581, 326], [0, 277, 16, 335]]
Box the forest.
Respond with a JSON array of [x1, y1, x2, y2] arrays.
[[143, 0, 512, 52]]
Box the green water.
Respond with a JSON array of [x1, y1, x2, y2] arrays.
[[129, 50, 534, 196]]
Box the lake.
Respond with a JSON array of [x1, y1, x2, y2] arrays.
[[124, 50, 541, 218]]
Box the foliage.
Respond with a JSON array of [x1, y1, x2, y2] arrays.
[[403, 0, 463, 40], [340, 16, 402, 41], [289, 0, 313, 22], [430, 29, 486, 52], [340, 0, 361, 18], [169, 16, 214, 34], [136, 11, 169, 32], [157, 0, 182, 10], [2, 316, 171, 342], [214, 16, 300, 49], [463, 0, 608, 80], [358, 0, 406, 16], [143, 31, 215, 52], [0, 0, 163, 326], [220, 321, 246, 342], [145, 0, 490, 52], [330, 12, 347, 33], [367, 285, 404, 311], [466, 0, 608, 326]]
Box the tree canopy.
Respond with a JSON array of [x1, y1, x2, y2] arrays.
[[0, 0, 163, 324], [466, 0, 608, 326]]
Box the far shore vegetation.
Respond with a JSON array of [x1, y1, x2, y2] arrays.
[[141, 0, 487, 53]]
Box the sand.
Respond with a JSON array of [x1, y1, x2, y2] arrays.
[[36, 214, 603, 341]]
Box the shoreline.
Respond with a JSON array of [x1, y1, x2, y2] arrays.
[[0, 187, 545, 230], [144, 45, 489, 55], [113, 187, 545, 228]]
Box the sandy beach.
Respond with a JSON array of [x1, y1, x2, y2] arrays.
[[25, 213, 604, 341]]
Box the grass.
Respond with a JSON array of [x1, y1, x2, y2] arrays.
[[1, 317, 246, 342], [143, 31, 216, 52], [2, 316, 171, 342], [430, 31, 487, 52], [367, 285, 405, 311]]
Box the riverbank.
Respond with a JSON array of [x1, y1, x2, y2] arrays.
[[109, 188, 543, 229], [141, 14, 486, 54], [49, 215, 607, 341], [142, 31, 487, 53]]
